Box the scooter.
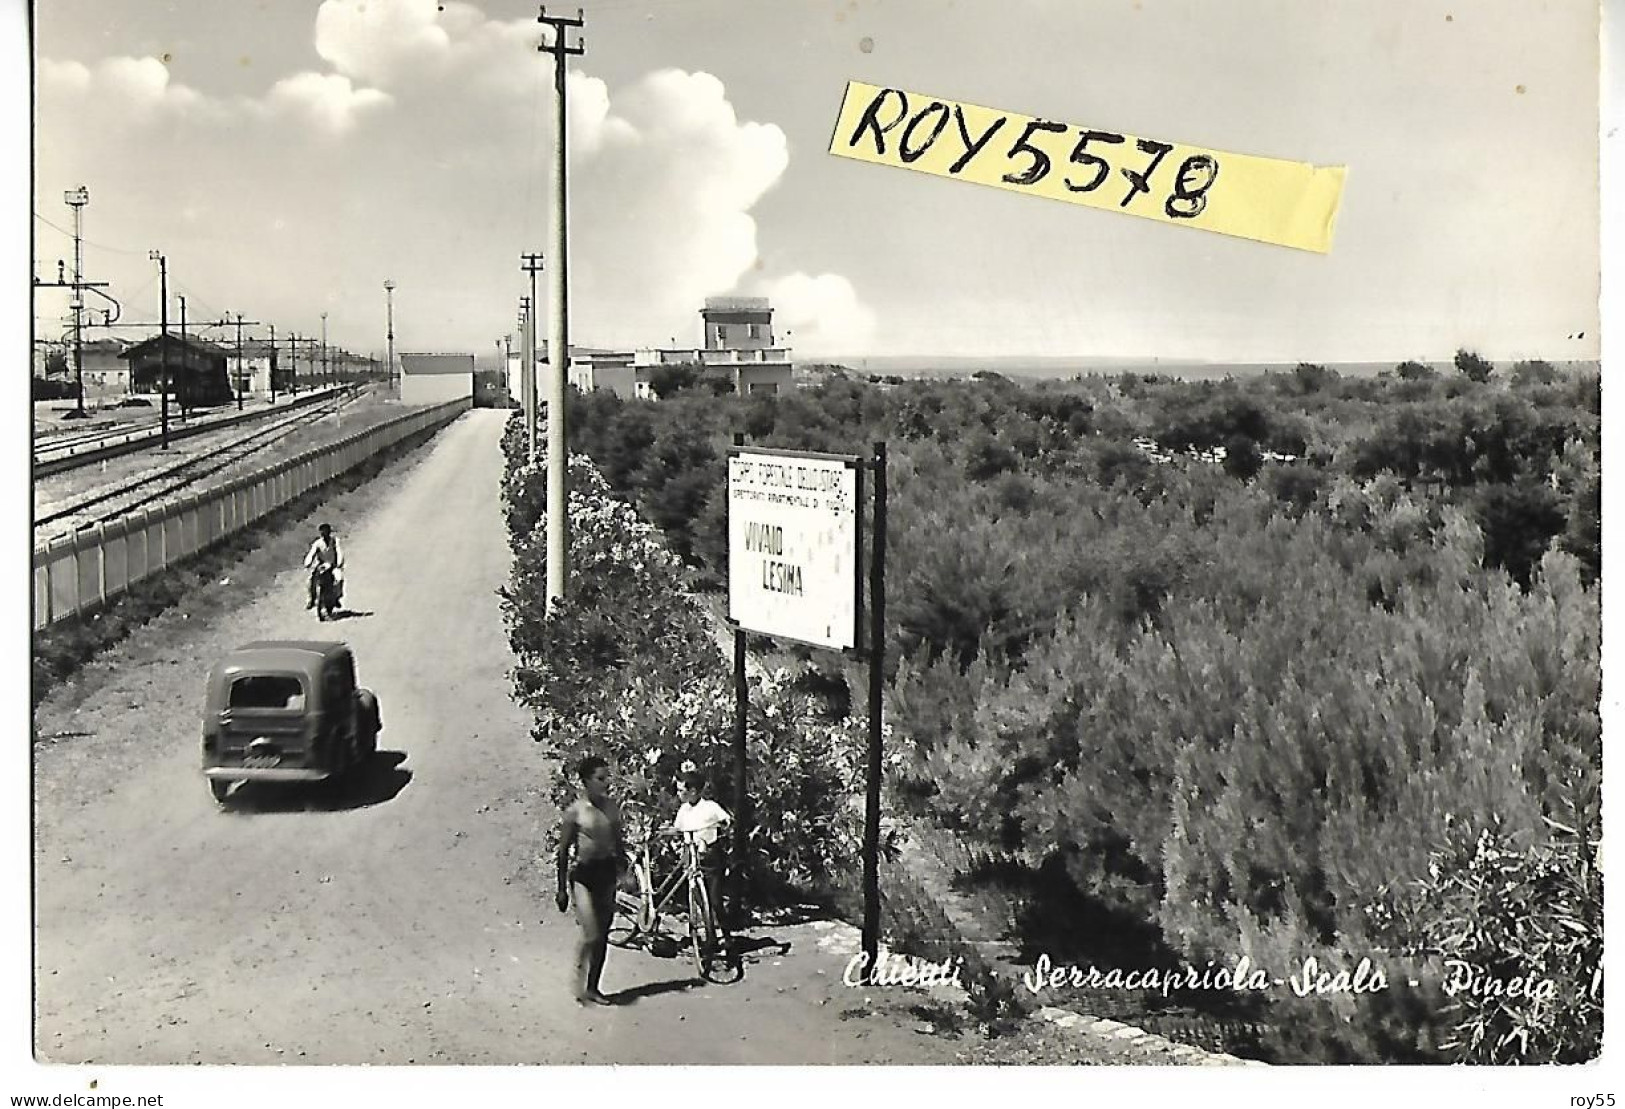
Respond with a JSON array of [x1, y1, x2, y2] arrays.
[[312, 566, 342, 621]]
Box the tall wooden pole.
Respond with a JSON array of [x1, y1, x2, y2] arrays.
[[149, 251, 169, 449], [234, 312, 245, 410], [519, 295, 533, 451], [176, 293, 186, 425], [539, 6, 582, 616], [521, 253, 544, 464], [384, 279, 396, 396]]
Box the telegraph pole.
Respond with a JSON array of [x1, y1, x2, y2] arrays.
[[519, 295, 533, 453], [321, 313, 329, 387], [538, 6, 583, 615], [497, 335, 512, 406], [520, 252, 544, 463], [148, 251, 170, 448], [234, 313, 246, 410], [177, 294, 188, 423], [65, 186, 89, 415], [384, 280, 397, 395], [269, 324, 278, 401]]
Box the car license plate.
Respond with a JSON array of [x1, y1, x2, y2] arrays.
[[242, 755, 282, 769]]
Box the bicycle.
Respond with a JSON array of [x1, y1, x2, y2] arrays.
[[610, 819, 740, 984]]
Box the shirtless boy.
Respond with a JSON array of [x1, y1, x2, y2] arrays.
[[556, 755, 623, 1005]]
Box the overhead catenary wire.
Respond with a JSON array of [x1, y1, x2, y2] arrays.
[[33, 210, 156, 257]]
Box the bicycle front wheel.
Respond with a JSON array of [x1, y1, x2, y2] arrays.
[[634, 855, 660, 935], [609, 853, 656, 949], [687, 873, 716, 978]]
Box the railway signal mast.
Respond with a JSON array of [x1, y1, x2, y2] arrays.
[[32, 187, 107, 417], [64, 188, 90, 416]]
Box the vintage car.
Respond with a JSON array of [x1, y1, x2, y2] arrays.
[[202, 640, 381, 804]]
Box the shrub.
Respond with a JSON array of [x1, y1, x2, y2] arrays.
[[1370, 799, 1602, 1063], [1221, 434, 1263, 480], [33, 376, 79, 400], [649, 361, 702, 398], [499, 436, 867, 901], [1454, 349, 1494, 383]]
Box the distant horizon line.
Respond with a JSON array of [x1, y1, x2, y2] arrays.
[[806, 354, 1600, 368]]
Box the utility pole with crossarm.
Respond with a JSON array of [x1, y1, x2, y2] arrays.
[[538, 6, 583, 616], [520, 252, 543, 464]]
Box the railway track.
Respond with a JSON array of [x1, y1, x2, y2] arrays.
[[34, 413, 164, 448], [33, 387, 352, 477], [35, 392, 361, 536]]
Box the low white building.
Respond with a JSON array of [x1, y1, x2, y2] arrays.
[[632, 346, 794, 396], [78, 338, 134, 398], [399, 353, 474, 406]]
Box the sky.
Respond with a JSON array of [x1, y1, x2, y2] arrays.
[[25, 0, 1607, 364]]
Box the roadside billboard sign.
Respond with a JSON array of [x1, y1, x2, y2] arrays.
[[727, 446, 860, 651]]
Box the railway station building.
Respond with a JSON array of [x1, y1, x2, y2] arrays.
[[121, 333, 234, 408]]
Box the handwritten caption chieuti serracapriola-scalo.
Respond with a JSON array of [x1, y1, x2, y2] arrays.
[[1020, 953, 1560, 1002]]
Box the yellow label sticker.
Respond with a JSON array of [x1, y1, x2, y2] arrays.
[[828, 81, 1346, 254]]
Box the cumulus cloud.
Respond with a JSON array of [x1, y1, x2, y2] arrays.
[[38, 58, 91, 95], [314, 0, 545, 97], [263, 72, 393, 136], [38, 55, 217, 122], [568, 71, 638, 157], [564, 68, 792, 343], [315, 0, 454, 86], [756, 273, 878, 355]]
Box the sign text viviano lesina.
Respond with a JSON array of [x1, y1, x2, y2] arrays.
[[727, 448, 860, 651]]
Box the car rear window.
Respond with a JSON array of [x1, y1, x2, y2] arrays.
[[229, 675, 306, 710]]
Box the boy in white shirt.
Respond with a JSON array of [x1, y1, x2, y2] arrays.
[[302, 523, 344, 609], [667, 771, 732, 929]]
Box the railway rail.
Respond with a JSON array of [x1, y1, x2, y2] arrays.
[[33, 386, 354, 477], [35, 391, 363, 536]]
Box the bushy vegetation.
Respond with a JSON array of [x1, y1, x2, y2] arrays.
[[33, 376, 80, 401], [498, 418, 868, 901], [544, 357, 1599, 1063]]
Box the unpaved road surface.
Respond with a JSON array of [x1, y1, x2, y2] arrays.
[[32, 409, 987, 1066]]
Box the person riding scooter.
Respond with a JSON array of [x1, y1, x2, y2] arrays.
[[303, 523, 344, 610]]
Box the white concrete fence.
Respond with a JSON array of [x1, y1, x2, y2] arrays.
[[33, 398, 469, 631]]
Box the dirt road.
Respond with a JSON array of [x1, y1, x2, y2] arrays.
[[32, 409, 986, 1066]]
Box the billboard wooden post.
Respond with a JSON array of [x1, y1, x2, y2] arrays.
[[731, 432, 750, 929], [860, 440, 886, 983]]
